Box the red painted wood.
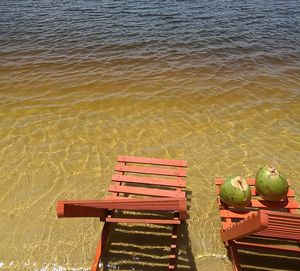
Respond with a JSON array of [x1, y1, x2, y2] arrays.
[[215, 178, 291, 186], [268, 221, 300, 229], [220, 210, 255, 219], [215, 177, 300, 271], [108, 184, 185, 198], [115, 164, 187, 177], [218, 198, 299, 209], [234, 240, 300, 253], [58, 156, 188, 270], [221, 212, 269, 242], [57, 201, 107, 219], [112, 163, 126, 198], [56, 198, 187, 216], [216, 187, 295, 197], [105, 217, 181, 224], [168, 217, 179, 269], [117, 155, 187, 167], [91, 223, 110, 271], [111, 174, 186, 188], [249, 199, 299, 209], [255, 231, 300, 240], [265, 209, 300, 218], [222, 209, 300, 242], [228, 244, 241, 271]]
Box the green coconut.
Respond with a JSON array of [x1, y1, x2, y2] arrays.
[[255, 165, 288, 201], [220, 176, 251, 208]]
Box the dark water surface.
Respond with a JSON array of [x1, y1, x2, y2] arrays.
[[0, 1, 300, 270]]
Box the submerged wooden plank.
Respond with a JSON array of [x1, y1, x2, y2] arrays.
[[118, 155, 187, 167], [234, 240, 300, 253], [91, 222, 110, 271], [255, 231, 300, 240], [115, 164, 187, 177], [111, 174, 186, 188], [105, 217, 181, 224], [108, 184, 185, 198]]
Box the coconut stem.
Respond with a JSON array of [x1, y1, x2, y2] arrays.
[[271, 156, 276, 174], [238, 173, 247, 202], [238, 173, 243, 188]]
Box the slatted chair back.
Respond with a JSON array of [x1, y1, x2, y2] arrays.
[[221, 209, 300, 242], [104, 155, 188, 224]]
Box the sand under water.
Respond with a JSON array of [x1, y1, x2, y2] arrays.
[[0, 1, 300, 270]]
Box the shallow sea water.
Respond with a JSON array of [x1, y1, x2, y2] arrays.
[[0, 0, 300, 270]]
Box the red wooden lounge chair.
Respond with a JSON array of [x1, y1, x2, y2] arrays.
[[215, 178, 300, 271], [57, 155, 188, 270]]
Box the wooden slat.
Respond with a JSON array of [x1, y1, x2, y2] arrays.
[[217, 198, 299, 209], [215, 178, 291, 186], [111, 163, 126, 198], [266, 210, 300, 218], [108, 184, 185, 198], [115, 164, 187, 177], [220, 210, 256, 219], [168, 219, 179, 269], [234, 241, 300, 253], [222, 210, 300, 242], [57, 198, 187, 213], [118, 156, 187, 167], [105, 217, 181, 225], [221, 212, 268, 242], [111, 174, 186, 188], [249, 199, 299, 209], [91, 222, 110, 271], [216, 187, 295, 197], [266, 225, 300, 233], [56, 201, 107, 219], [228, 244, 241, 271], [255, 231, 300, 240], [268, 219, 300, 228]]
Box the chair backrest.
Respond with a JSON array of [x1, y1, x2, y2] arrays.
[[108, 155, 187, 197], [255, 210, 300, 241], [221, 209, 300, 242], [106, 155, 188, 222]]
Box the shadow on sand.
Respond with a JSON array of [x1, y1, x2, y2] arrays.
[[227, 236, 300, 271], [99, 191, 196, 271]]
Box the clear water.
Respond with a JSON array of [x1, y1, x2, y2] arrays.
[[0, 0, 300, 270]]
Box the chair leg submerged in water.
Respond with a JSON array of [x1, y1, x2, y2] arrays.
[[215, 178, 300, 271], [57, 155, 188, 270]]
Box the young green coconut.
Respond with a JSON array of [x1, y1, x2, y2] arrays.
[[220, 175, 251, 208], [255, 165, 288, 201]]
